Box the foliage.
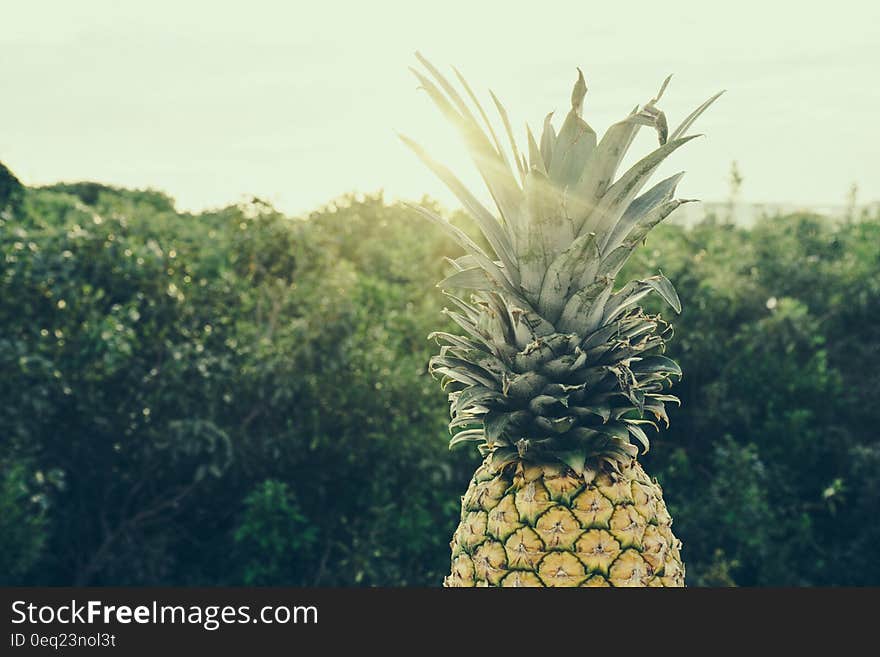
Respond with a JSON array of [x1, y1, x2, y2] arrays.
[[1, 164, 878, 586], [232, 479, 318, 585], [0, 162, 23, 212], [0, 460, 53, 584], [624, 212, 880, 585]]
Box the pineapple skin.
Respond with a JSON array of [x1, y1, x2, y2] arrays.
[[445, 459, 684, 587]]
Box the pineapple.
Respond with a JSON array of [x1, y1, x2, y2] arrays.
[[403, 53, 721, 587]]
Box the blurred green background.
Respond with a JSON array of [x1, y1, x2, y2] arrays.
[[1, 160, 878, 586]]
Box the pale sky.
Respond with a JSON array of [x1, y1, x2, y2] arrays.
[[2, 1, 878, 215]]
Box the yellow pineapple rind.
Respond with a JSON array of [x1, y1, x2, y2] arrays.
[[445, 459, 685, 587]]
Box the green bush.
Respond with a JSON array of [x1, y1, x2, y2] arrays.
[[0, 460, 52, 584], [1, 163, 23, 212], [233, 480, 318, 585]]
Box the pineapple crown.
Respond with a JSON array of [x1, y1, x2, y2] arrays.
[[403, 53, 722, 475]]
